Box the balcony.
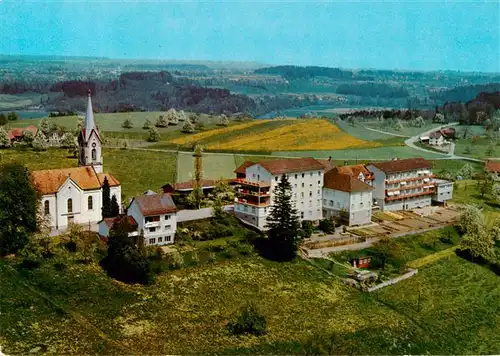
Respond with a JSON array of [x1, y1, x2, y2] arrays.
[[386, 182, 435, 193], [144, 221, 160, 229], [233, 178, 271, 188], [385, 174, 434, 185], [237, 188, 271, 197], [235, 198, 270, 207], [385, 189, 434, 201]]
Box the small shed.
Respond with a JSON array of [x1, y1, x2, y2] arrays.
[[350, 256, 372, 269], [98, 215, 138, 238]]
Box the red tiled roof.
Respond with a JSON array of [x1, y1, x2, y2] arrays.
[[101, 215, 138, 229], [8, 125, 38, 140], [258, 157, 325, 175], [318, 159, 335, 172], [97, 173, 120, 187], [173, 179, 216, 191], [368, 158, 431, 174], [429, 131, 443, 138], [323, 171, 373, 193], [234, 161, 255, 174], [485, 160, 500, 173], [333, 164, 373, 180], [132, 193, 177, 216], [32, 166, 119, 195]]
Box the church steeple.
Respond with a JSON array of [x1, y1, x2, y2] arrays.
[[78, 90, 103, 173]]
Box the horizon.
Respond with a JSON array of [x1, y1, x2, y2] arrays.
[[0, 1, 499, 73]]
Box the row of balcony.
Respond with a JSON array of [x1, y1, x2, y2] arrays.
[[237, 188, 271, 197], [386, 182, 435, 193], [235, 198, 270, 207], [233, 178, 271, 188], [385, 189, 434, 201], [385, 174, 433, 185]]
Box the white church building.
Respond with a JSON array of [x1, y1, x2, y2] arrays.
[[32, 91, 121, 231]]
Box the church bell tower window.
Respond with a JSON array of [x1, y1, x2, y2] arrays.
[[92, 149, 97, 161]]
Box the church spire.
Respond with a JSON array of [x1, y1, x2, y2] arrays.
[[84, 89, 97, 141]]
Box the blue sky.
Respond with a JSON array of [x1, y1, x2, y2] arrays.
[[1, 0, 499, 72]]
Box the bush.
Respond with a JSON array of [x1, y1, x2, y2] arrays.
[[319, 219, 335, 234], [147, 127, 161, 142], [227, 303, 267, 336], [301, 220, 314, 238], [122, 119, 133, 129], [142, 118, 152, 129]]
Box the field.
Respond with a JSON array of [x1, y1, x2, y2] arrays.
[[363, 119, 442, 137], [0, 148, 176, 199], [0, 93, 43, 110], [454, 137, 500, 159], [172, 119, 380, 152], [2, 248, 500, 354]]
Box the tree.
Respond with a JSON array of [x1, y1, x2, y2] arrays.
[[122, 118, 133, 129], [486, 145, 495, 156], [178, 110, 188, 122], [32, 131, 48, 151], [143, 118, 152, 129], [0, 113, 7, 126], [181, 119, 195, 133], [371, 237, 402, 270], [165, 108, 179, 125], [101, 177, 112, 218], [192, 145, 204, 209], [491, 184, 500, 205], [147, 127, 161, 142], [0, 164, 39, 255], [457, 163, 474, 179], [264, 174, 301, 261], [392, 119, 404, 131], [155, 115, 168, 128], [458, 205, 484, 236], [75, 118, 84, 135], [100, 216, 154, 285], [433, 113, 445, 123], [218, 114, 229, 126], [460, 229, 494, 260], [111, 194, 120, 217], [22, 130, 35, 146], [211, 178, 235, 201], [60, 133, 76, 149], [40, 118, 51, 135], [211, 196, 224, 222], [195, 121, 205, 131], [479, 173, 494, 198], [227, 303, 267, 336], [7, 112, 19, 121], [412, 116, 425, 128], [0, 127, 11, 148]]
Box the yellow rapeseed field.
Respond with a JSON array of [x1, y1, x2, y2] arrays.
[[206, 119, 380, 151], [171, 120, 270, 145]]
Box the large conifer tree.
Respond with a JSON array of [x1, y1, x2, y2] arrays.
[[101, 177, 112, 218], [265, 174, 301, 261]]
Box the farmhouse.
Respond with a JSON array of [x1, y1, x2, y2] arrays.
[[485, 160, 500, 178], [8, 125, 38, 143], [322, 169, 373, 226], [234, 157, 325, 229], [126, 191, 178, 246], [429, 130, 445, 146], [31, 91, 121, 231], [366, 158, 436, 211]]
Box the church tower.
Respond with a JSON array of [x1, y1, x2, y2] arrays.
[[78, 90, 103, 173]]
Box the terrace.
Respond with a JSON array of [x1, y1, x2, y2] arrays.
[[235, 197, 270, 207], [233, 178, 271, 188]]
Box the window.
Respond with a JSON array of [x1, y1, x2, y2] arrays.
[[318, 171, 321, 176], [164, 215, 170, 220], [149, 227, 156, 233], [158, 237, 163, 243], [309, 183, 313, 187], [164, 225, 171, 231], [166, 236, 171, 242], [91, 148, 97, 161], [44, 200, 50, 215], [294, 184, 297, 188], [310, 172, 313, 177], [252, 207, 256, 213], [145, 216, 160, 223], [88, 196, 93, 210], [329, 200, 333, 206], [301, 192, 304, 198], [295, 174, 298, 179], [309, 200, 312, 207], [317, 189, 320, 196], [67, 198, 73, 213], [323, 199, 327, 204], [309, 191, 312, 197], [149, 238, 156, 245], [301, 212, 304, 218], [318, 180, 321, 185], [302, 173, 305, 178], [275, 176, 279, 181]]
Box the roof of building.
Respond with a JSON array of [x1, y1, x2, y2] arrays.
[[368, 158, 432, 174], [8, 125, 38, 140], [317, 159, 335, 172], [173, 179, 217, 191], [441, 127, 456, 134], [429, 130, 443, 138], [485, 160, 500, 173], [333, 164, 373, 180], [31, 166, 120, 195], [323, 171, 373, 193], [234, 161, 255, 174], [258, 157, 325, 175], [100, 215, 138, 229], [131, 193, 177, 216]]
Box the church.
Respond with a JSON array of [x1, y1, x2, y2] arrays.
[[32, 91, 121, 231]]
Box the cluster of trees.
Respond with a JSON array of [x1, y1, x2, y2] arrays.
[[0, 112, 19, 125], [336, 83, 409, 98], [429, 83, 500, 103], [255, 65, 354, 80]]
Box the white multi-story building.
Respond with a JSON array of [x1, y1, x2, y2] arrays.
[[322, 169, 373, 226], [234, 158, 325, 229], [32, 91, 121, 231], [126, 191, 178, 246], [366, 158, 436, 211]]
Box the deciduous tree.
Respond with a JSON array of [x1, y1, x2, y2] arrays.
[[143, 118, 152, 129], [32, 131, 48, 151], [181, 119, 195, 133], [0, 127, 11, 148], [22, 130, 34, 146], [0, 164, 39, 255], [122, 118, 133, 129], [147, 127, 161, 142], [39, 118, 51, 135], [218, 114, 229, 126]]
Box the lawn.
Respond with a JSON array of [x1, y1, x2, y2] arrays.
[[272, 146, 445, 160], [363, 119, 442, 137], [336, 119, 402, 141], [2, 250, 499, 354], [430, 159, 483, 177], [176, 151, 238, 182], [451, 179, 500, 225], [0, 148, 177, 200]]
